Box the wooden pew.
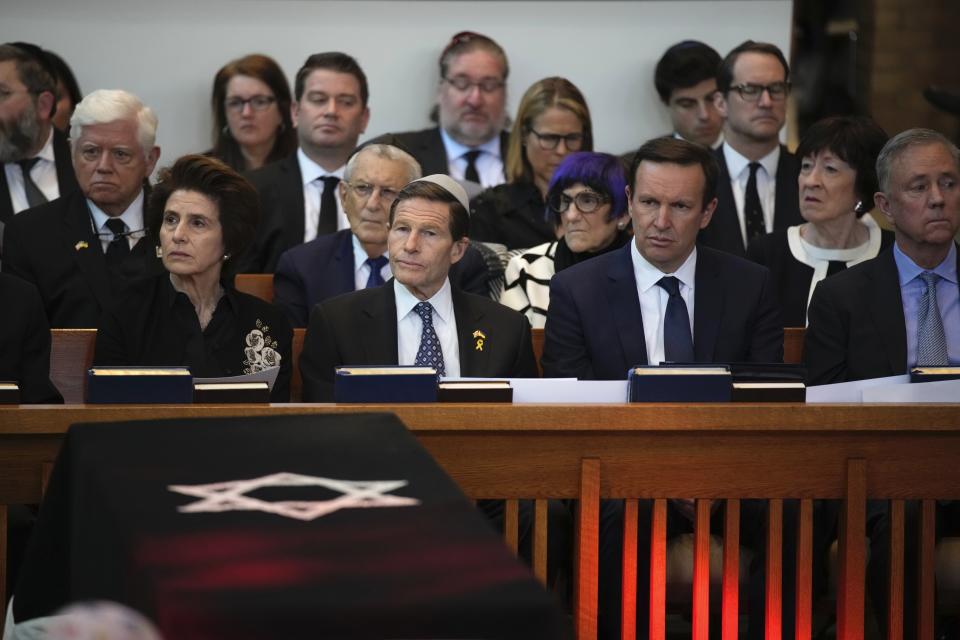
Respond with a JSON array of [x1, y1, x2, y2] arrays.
[[234, 273, 274, 303]]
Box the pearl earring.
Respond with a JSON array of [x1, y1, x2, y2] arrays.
[[155, 245, 162, 258]]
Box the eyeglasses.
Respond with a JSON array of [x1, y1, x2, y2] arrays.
[[224, 95, 277, 112], [730, 82, 791, 102], [528, 128, 584, 152], [443, 76, 505, 94], [346, 182, 401, 204], [549, 191, 609, 215]]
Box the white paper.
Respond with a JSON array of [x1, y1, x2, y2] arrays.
[[195, 366, 280, 391], [806, 374, 910, 403], [509, 378, 629, 403], [862, 378, 960, 403]]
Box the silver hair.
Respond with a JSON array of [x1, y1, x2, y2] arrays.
[[69, 89, 158, 155], [343, 143, 422, 183], [876, 128, 960, 194]]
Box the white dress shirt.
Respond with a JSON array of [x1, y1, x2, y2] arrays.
[[723, 143, 780, 249], [439, 128, 504, 189], [630, 241, 697, 365], [297, 149, 347, 242], [672, 130, 724, 150], [87, 190, 146, 252], [351, 233, 392, 291], [394, 278, 461, 377], [3, 129, 59, 214]]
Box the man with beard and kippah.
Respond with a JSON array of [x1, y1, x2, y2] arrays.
[[0, 43, 78, 247]]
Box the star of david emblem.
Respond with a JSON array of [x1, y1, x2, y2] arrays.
[[168, 472, 420, 521]]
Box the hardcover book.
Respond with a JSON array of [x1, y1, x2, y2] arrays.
[[334, 366, 438, 403], [87, 367, 193, 404], [627, 366, 732, 402]]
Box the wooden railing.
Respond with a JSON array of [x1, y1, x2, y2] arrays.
[[2, 403, 958, 639]]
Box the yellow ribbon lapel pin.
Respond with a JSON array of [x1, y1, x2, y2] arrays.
[[472, 329, 486, 352], [75, 240, 89, 251]]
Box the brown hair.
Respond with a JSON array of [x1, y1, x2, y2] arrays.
[[629, 136, 719, 209]]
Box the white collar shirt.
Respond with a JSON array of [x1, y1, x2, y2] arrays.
[[439, 127, 504, 189], [87, 190, 146, 252], [672, 130, 724, 150], [4, 128, 59, 214], [630, 241, 698, 365], [723, 142, 780, 249], [297, 148, 347, 242], [351, 232, 391, 291], [394, 277, 461, 377]]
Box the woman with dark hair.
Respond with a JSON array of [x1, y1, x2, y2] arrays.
[[93, 154, 292, 401], [500, 152, 631, 328], [748, 115, 894, 326], [209, 54, 296, 172], [471, 77, 593, 250], [44, 49, 82, 132]]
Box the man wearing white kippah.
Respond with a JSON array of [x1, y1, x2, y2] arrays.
[[300, 173, 537, 401]]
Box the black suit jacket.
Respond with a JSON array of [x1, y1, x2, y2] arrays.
[[273, 228, 492, 326], [541, 243, 784, 380], [1, 190, 163, 328], [0, 128, 79, 227], [239, 153, 309, 274], [698, 144, 802, 258], [300, 281, 538, 401], [804, 245, 960, 384], [368, 127, 510, 179], [0, 273, 62, 403]]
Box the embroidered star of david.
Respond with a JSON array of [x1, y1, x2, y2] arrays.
[[414, 301, 445, 377], [168, 472, 420, 521]]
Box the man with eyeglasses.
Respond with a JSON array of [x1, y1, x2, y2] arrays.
[[273, 144, 491, 326], [699, 40, 802, 258], [3, 89, 162, 328], [0, 43, 79, 240], [371, 32, 510, 190], [239, 52, 371, 273]]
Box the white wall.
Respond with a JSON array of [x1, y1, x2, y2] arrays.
[[3, 0, 792, 166]]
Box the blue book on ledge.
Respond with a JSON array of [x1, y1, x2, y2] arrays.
[[87, 367, 193, 404], [334, 366, 438, 403], [627, 366, 732, 402]]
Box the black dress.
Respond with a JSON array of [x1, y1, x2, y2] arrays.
[[748, 218, 894, 327], [0, 273, 62, 403], [94, 274, 293, 401], [469, 181, 556, 250]]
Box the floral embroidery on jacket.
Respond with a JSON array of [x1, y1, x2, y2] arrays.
[[243, 319, 282, 373]]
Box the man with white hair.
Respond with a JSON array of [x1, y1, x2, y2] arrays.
[[2, 89, 162, 327]]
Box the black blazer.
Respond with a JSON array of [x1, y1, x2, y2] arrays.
[[698, 144, 802, 258], [299, 281, 538, 401], [0, 273, 62, 403], [0, 128, 79, 227], [2, 189, 163, 328], [541, 243, 784, 380], [239, 153, 308, 274], [804, 246, 960, 385], [368, 127, 510, 179], [273, 228, 493, 327], [469, 181, 555, 250]]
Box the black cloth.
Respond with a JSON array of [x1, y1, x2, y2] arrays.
[[16, 158, 48, 208], [470, 181, 556, 250], [698, 144, 802, 258], [463, 149, 481, 184], [0, 128, 78, 227], [272, 228, 494, 327], [104, 217, 130, 266], [12, 414, 569, 639], [744, 161, 765, 242], [541, 243, 784, 380], [748, 228, 895, 327], [552, 228, 631, 273], [317, 175, 339, 236], [367, 127, 509, 179], [93, 274, 293, 402], [299, 281, 538, 402], [238, 153, 307, 274], [2, 189, 163, 328], [0, 273, 62, 403], [804, 245, 960, 385]]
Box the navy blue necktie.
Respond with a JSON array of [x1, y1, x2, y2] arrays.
[[414, 302, 445, 377], [657, 276, 694, 363], [364, 255, 389, 288]]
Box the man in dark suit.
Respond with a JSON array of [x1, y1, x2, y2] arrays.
[[0, 44, 78, 239], [240, 52, 370, 273], [300, 173, 536, 402], [370, 32, 509, 190], [274, 143, 491, 326], [699, 40, 802, 258], [2, 89, 162, 327]]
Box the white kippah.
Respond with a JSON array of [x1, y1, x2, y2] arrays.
[[410, 174, 470, 211]]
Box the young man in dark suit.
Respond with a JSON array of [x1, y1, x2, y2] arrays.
[[370, 32, 509, 189], [241, 52, 370, 273], [273, 144, 490, 326], [299, 173, 536, 402], [2, 89, 162, 328], [700, 40, 802, 258], [0, 44, 78, 237]]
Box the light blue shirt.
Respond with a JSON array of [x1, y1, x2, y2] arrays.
[[893, 242, 960, 367], [438, 128, 504, 189]]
